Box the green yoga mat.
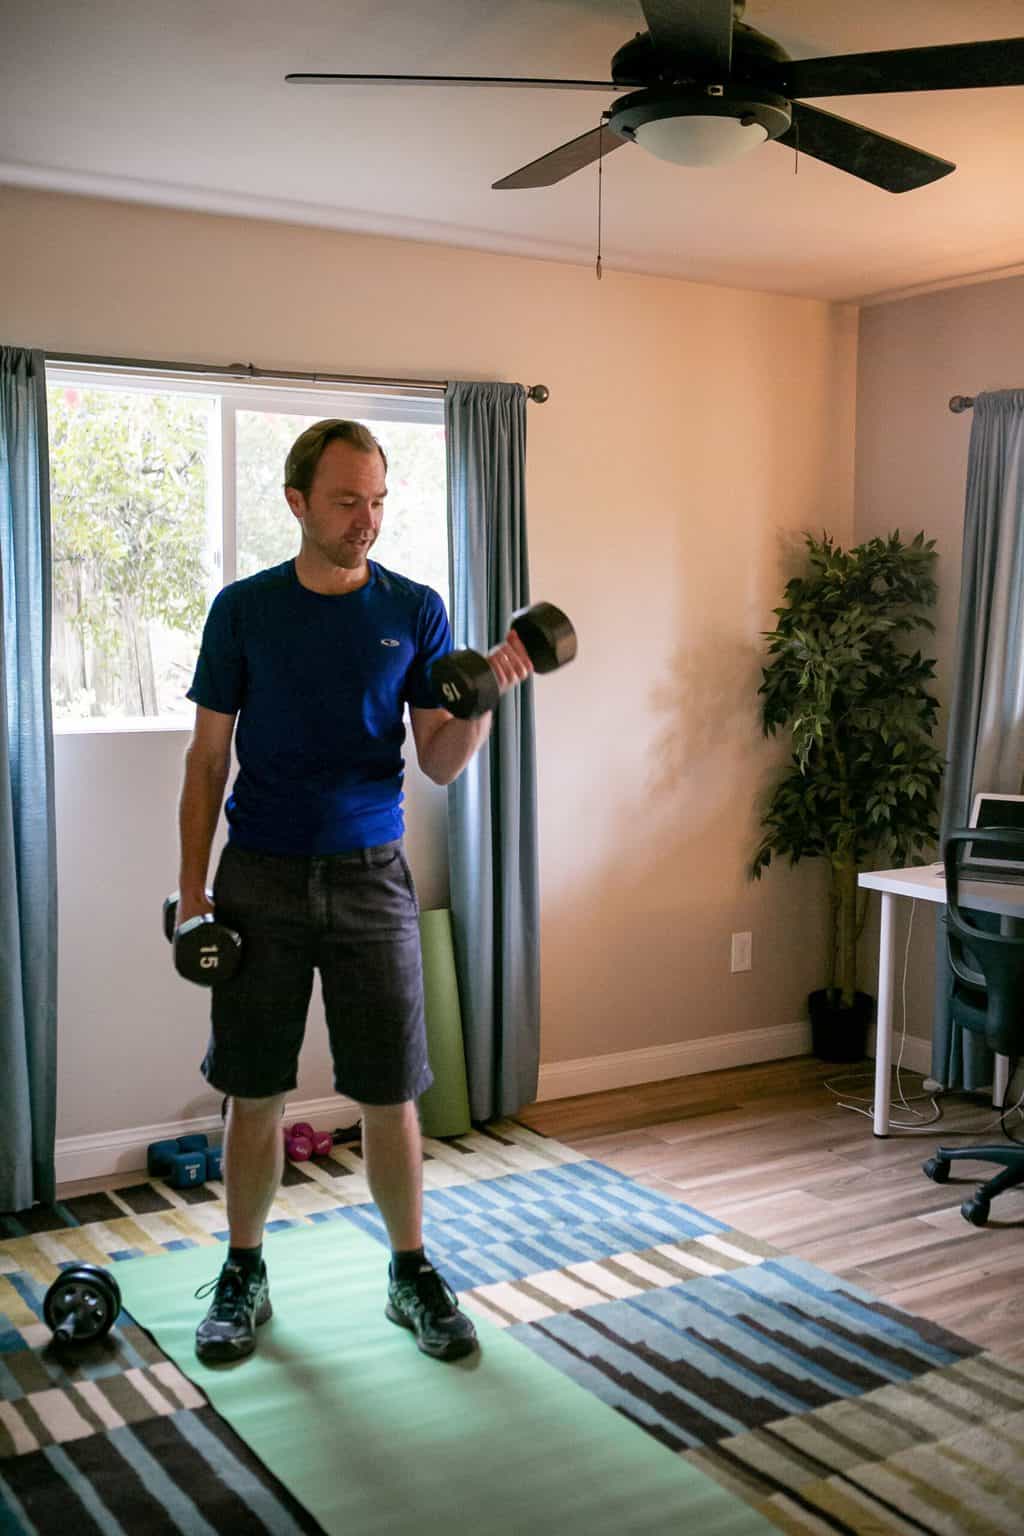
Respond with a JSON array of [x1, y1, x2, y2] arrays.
[[117, 1223, 773, 1536], [417, 908, 471, 1139]]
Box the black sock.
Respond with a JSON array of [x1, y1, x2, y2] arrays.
[[227, 1244, 263, 1277], [391, 1246, 427, 1281]]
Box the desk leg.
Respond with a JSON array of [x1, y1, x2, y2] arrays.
[[994, 914, 1014, 1108], [873, 892, 896, 1137]]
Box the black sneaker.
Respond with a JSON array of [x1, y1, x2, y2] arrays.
[[194, 1260, 272, 1362], [386, 1261, 478, 1361]]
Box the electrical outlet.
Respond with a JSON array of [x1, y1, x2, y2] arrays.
[[730, 931, 752, 973]]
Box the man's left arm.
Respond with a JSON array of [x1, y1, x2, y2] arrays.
[[410, 630, 532, 786]]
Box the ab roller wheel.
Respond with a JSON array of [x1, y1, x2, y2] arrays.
[[43, 1264, 122, 1347]]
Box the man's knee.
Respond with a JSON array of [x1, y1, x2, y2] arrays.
[[227, 1092, 287, 1123], [359, 1098, 420, 1129], [360, 1099, 420, 1136]]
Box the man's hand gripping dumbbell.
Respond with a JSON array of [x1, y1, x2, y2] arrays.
[[431, 601, 577, 718], [163, 891, 243, 986]]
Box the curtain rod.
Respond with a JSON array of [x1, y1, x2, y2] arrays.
[[45, 351, 550, 402], [949, 395, 975, 412]]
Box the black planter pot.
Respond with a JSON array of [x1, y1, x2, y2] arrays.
[[808, 989, 875, 1063]]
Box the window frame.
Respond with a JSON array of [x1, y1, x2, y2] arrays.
[[45, 365, 447, 734]]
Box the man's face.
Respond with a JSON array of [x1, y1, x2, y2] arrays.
[[286, 438, 387, 569]]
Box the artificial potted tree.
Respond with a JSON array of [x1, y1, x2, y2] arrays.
[[750, 531, 944, 1061]]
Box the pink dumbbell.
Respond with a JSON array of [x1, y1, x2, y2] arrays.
[[284, 1123, 314, 1161], [283, 1122, 333, 1161]]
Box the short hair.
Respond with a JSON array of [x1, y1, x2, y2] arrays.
[[283, 419, 388, 498]]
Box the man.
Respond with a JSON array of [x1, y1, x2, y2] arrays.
[[178, 417, 530, 1364]]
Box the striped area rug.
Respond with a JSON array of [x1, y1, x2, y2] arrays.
[[3, 1120, 1023, 1535]]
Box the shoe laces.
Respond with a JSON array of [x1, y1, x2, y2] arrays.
[[194, 1262, 250, 1314], [405, 1264, 457, 1318]]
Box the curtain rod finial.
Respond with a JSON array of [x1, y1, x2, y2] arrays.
[[527, 384, 549, 403], [949, 394, 975, 413]]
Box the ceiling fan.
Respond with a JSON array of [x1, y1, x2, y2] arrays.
[[286, 0, 1024, 194]]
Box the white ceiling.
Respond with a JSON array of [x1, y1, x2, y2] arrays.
[[4, 0, 1024, 302]]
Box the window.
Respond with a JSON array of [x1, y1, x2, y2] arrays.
[[46, 368, 448, 729]]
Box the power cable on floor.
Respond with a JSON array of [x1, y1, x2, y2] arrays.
[[826, 897, 1024, 1139]]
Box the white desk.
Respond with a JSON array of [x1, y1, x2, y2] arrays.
[[858, 863, 1021, 1134]]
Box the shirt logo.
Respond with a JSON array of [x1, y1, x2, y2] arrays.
[[380, 638, 400, 647]]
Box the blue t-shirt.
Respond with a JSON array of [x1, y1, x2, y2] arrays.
[[187, 559, 452, 854]]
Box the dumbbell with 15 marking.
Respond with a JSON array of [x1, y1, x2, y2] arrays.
[[431, 601, 577, 719], [163, 893, 243, 986]]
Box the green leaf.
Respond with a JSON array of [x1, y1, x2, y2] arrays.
[[750, 527, 942, 1001]]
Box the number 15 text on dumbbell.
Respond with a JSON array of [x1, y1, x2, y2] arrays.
[[162, 895, 243, 986]]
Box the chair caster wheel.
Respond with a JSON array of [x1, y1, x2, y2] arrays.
[[923, 1156, 950, 1183], [961, 1195, 990, 1227]]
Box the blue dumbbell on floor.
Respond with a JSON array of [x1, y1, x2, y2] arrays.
[[147, 1134, 222, 1188], [170, 1151, 206, 1188]]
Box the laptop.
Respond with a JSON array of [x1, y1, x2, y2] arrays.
[[959, 792, 1024, 882]]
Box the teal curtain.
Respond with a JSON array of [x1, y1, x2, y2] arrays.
[[444, 382, 540, 1119], [933, 390, 1024, 1088], [1, 347, 58, 1211]]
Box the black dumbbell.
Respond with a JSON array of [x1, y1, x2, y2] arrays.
[[163, 893, 243, 986], [431, 601, 577, 719], [44, 1263, 122, 1347]]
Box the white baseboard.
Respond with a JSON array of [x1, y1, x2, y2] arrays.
[[535, 1021, 813, 1101], [536, 1022, 935, 1101], [55, 1021, 936, 1184], [55, 1093, 360, 1186]]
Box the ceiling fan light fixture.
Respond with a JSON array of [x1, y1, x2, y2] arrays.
[[633, 114, 767, 167], [609, 85, 790, 170]]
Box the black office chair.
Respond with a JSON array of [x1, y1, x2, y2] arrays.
[[922, 826, 1024, 1225]]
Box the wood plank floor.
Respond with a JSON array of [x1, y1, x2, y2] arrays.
[[516, 1055, 1024, 1364], [56, 1056, 1023, 1362]]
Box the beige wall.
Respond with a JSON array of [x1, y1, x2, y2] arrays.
[[854, 273, 1024, 1045], [3, 186, 858, 1142]]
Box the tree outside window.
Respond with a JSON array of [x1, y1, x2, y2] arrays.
[[47, 383, 212, 721], [47, 380, 449, 726]]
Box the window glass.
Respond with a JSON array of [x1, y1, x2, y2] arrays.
[[47, 376, 448, 728], [47, 381, 214, 724]]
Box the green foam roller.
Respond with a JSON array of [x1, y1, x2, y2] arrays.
[[417, 908, 471, 1139]]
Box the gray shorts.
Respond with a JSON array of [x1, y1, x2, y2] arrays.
[[201, 840, 433, 1105]]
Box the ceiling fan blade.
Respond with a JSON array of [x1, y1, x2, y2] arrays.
[[637, 0, 734, 72], [768, 38, 1024, 99], [492, 124, 630, 189], [777, 102, 955, 192], [285, 73, 619, 91]]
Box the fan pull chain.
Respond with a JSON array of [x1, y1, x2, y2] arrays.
[[793, 112, 800, 175], [596, 120, 604, 280]]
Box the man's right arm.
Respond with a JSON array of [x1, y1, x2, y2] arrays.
[[177, 705, 237, 927]]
